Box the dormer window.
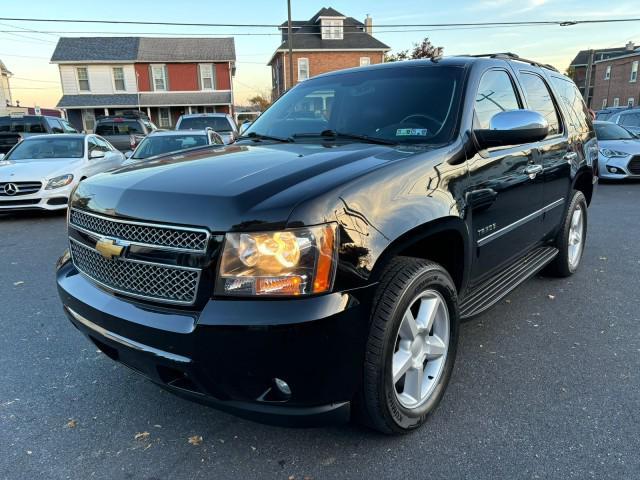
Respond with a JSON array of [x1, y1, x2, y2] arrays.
[[321, 19, 343, 40]]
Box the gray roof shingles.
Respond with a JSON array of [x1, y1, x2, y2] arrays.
[[57, 92, 231, 108], [51, 37, 236, 63]]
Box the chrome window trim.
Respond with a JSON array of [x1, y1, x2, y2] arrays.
[[477, 198, 565, 247], [69, 207, 210, 254], [69, 237, 201, 306]]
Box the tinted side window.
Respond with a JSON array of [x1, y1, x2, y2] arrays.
[[95, 122, 115, 135], [46, 117, 64, 133], [61, 120, 78, 133], [475, 70, 520, 129], [519, 73, 561, 136], [550, 77, 590, 133], [619, 113, 640, 127]]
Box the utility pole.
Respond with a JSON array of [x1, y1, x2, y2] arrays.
[[287, 0, 294, 92], [583, 49, 594, 107]]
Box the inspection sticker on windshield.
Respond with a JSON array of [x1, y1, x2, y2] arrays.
[[396, 128, 429, 136]]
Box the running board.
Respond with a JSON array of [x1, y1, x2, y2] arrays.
[[459, 246, 558, 319]]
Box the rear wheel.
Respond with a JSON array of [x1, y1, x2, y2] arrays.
[[546, 190, 587, 277], [356, 257, 459, 434]]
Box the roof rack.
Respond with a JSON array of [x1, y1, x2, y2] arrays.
[[463, 52, 559, 72]]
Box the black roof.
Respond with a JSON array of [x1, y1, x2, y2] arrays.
[[271, 7, 388, 61], [570, 46, 639, 66]]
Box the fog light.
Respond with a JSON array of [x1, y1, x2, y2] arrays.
[[274, 378, 292, 396], [606, 166, 623, 174]]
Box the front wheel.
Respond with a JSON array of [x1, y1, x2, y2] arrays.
[[546, 190, 588, 277], [355, 257, 459, 434]]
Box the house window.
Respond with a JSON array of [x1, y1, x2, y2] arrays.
[[321, 19, 343, 40], [628, 97, 635, 107], [113, 67, 125, 91], [200, 64, 215, 90], [158, 107, 171, 127], [613, 97, 620, 107], [297, 58, 309, 82], [604, 65, 611, 80], [77, 67, 90, 91], [631, 61, 638, 82], [602, 98, 607, 109], [151, 65, 167, 91], [360, 57, 371, 67]]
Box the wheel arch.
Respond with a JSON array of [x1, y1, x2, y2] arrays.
[[573, 166, 595, 206], [370, 216, 471, 293]]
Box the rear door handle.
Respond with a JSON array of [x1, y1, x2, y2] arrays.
[[524, 164, 543, 178]]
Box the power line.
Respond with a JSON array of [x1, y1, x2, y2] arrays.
[[10, 76, 59, 83], [1, 16, 640, 28]]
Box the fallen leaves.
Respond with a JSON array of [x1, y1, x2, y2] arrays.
[[547, 294, 555, 300], [13, 281, 24, 286], [188, 435, 203, 446], [134, 432, 150, 441], [66, 419, 77, 429]]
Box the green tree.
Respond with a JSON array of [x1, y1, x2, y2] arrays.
[[385, 37, 444, 62]]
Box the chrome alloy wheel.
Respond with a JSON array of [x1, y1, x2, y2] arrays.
[[568, 205, 584, 270], [392, 290, 450, 409]]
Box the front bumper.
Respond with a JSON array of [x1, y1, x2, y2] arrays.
[[0, 182, 74, 211], [57, 258, 375, 426], [597, 153, 640, 180]]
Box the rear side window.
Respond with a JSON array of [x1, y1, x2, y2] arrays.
[[46, 117, 64, 133], [519, 73, 561, 136], [475, 70, 520, 129], [0, 116, 47, 133], [550, 77, 590, 133]]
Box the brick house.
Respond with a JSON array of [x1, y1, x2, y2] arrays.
[[268, 7, 390, 99], [568, 41, 637, 107], [51, 37, 236, 131], [591, 50, 640, 110]]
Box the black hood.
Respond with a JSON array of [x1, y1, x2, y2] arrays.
[[72, 143, 415, 231]]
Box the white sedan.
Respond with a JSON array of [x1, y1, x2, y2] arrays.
[[0, 134, 124, 212]]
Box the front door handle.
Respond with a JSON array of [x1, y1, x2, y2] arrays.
[[564, 152, 579, 163], [524, 164, 543, 178]]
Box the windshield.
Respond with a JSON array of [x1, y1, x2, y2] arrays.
[[0, 116, 47, 133], [178, 117, 233, 132], [6, 137, 84, 160], [245, 65, 463, 145], [132, 134, 209, 159], [595, 122, 636, 140]]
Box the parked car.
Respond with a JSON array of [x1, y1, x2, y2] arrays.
[[94, 112, 157, 152], [0, 114, 77, 154], [608, 108, 640, 135], [0, 134, 124, 211], [175, 113, 238, 144], [594, 120, 640, 179], [124, 129, 224, 163], [56, 54, 596, 434], [594, 106, 629, 121]]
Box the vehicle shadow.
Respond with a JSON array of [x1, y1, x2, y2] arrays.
[[0, 209, 66, 221]]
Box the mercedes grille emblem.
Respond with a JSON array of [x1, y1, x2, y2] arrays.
[[3, 183, 18, 196]]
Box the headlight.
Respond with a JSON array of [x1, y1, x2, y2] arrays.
[[599, 148, 628, 158], [45, 174, 74, 189], [216, 223, 338, 297]]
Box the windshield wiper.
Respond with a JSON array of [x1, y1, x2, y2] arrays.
[[238, 131, 293, 143], [293, 129, 397, 146]]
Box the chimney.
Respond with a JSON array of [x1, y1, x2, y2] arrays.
[[625, 41, 635, 51], [365, 14, 373, 35], [16, 100, 20, 107]]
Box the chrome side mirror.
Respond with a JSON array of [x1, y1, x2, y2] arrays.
[[475, 110, 549, 149], [239, 121, 252, 135], [0, 153, 5, 161]]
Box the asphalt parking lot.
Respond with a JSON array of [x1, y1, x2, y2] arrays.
[[1, 182, 639, 480]]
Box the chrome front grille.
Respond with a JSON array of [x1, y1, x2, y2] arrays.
[[68, 208, 210, 305], [69, 208, 209, 252], [69, 239, 201, 305], [0, 181, 42, 196]]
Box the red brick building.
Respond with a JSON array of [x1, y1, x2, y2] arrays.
[[268, 7, 389, 99], [51, 37, 236, 131], [592, 50, 640, 110]]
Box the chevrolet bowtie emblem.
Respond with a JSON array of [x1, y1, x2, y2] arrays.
[[95, 238, 125, 259]]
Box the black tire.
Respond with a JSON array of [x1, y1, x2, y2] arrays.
[[355, 257, 460, 434], [545, 190, 588, 277]]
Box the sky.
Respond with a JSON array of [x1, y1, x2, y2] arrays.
[[2, 0, 640, 108]]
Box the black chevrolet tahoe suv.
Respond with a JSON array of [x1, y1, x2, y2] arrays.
[[56, 54, 597, 434]]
